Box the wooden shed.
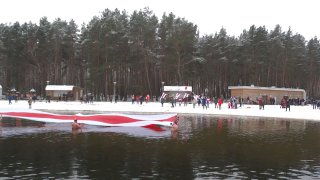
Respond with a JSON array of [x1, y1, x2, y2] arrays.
[[228, 86, 306, 105], [45, 85, 82, 101]]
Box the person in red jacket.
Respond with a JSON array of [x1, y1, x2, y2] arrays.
[[218, 97, 223, 110], [145, 94, 150, 103], [258, 98, 264, 110]]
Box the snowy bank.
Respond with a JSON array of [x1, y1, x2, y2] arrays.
[[1, 100, 320, 121]]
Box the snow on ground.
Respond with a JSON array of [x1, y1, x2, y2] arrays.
[[1, 100, 320, 121]]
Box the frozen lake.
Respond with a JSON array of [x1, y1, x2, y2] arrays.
[[0, 115, 320, 179]]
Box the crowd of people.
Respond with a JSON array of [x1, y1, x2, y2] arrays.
[[3, 91, 318, 134], [158, 94, 225, 110], [156, 93, 310, 114]]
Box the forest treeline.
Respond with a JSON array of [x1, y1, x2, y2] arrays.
[[0, 8, 320, 99]]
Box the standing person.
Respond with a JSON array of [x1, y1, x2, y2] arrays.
[[214, 97, 218, 108], [258, 98, 264, 110], [139, 95, 144, 105], [145, 94, 150, 103], [286, 99, 291, 112], [312, 99, 317, 109], [201, 96, 207, 109], [192, 97, 197, 108], [131, 94, 135, 104], [218, 97, 223, 110], [183, 96, 188, 106], [197, 96, 201, 107], [32, 94, 36, 103], [28, 97, 32, 109], [247, 96, 250, 104], [206, 97, 210, 108], [115, 95, 118, 103], [46, 95, 51, 103], [171, 97, 175, 108], [160, 97, 165, 107], [8, 94, 12, 105], [15, 94, 18, 103]]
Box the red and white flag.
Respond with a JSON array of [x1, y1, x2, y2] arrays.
[[0, 110, 177, 127]]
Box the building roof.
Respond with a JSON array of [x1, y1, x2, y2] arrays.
[[45, 85, 75, 91], [228, 86, 306, 93]]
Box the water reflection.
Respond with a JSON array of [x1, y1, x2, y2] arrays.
[[182, 116, 320, 179], [0, 116, 320, 179]]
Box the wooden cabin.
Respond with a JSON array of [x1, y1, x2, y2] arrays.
[[228, 85, 306, 105], [45, 85, 82, 101]]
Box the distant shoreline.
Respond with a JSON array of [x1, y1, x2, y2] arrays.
[[39, 108, 319, 122], [1, 100, 320, 121]]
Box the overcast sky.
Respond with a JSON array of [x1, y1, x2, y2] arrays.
[[1, 0, 319, 40]]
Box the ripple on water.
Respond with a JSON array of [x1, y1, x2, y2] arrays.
[[0, 177, 13, 180], [194, 164, 246, 179], [38, 172, 50, 175], [68, 175, 90, 179], [21, 173, 37, 178], [12, 176, 22, 179]]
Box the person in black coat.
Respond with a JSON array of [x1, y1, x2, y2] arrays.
[[160, 97, 165, 107], [286, 99, 291, 112], [312, 99, 317, 109]]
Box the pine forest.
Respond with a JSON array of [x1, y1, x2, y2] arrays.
[[0, 8, 320, 100]]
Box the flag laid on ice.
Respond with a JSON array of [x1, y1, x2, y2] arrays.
[[0, 110, 177, 127]]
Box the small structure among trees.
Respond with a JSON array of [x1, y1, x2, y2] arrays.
[[45, 85, 82, 101], [163, 86, 193, 101]]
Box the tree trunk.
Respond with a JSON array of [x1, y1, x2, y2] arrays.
[[144, 53, 152, 95]]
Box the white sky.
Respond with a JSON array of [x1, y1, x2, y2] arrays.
[[0, 0, 319, 40]]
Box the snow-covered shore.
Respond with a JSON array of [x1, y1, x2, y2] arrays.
[[1, 100, 320, 121]]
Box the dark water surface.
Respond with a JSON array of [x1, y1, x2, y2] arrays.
[[1, 115, 320, 179]]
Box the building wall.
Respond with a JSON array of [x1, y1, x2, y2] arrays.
[[230, 89, 305, 105], [73, 87, 82, 101], [46, 87, 82, 101]]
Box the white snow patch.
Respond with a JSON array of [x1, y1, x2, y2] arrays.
[[0, 100, 320, 121]]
